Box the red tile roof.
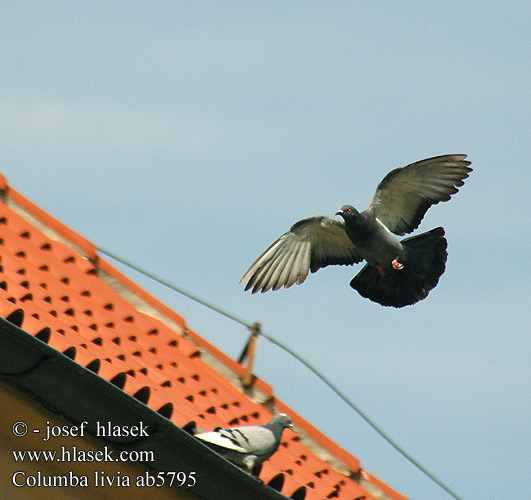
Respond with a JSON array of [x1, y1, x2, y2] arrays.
[[0, 175, 409, 500]]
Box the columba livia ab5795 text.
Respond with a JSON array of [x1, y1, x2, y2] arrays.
[[195, 414, 293, 471], [240, 154, 472, 307]]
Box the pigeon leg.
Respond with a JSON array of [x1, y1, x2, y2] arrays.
[[377, 265, 386, 277], [392, 258, 404, 270], [243, 455, 257, 472]]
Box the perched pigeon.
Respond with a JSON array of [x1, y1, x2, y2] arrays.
[[240, 154, 472, 307], [195, 414, 293, 471]]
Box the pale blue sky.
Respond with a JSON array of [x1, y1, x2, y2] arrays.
[[2, 2, 530, 499]]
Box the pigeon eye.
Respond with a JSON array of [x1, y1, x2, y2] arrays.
[[347, 208, 352, 213]]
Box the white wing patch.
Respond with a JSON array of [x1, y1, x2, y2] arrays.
[[196, 431, 248, 453]]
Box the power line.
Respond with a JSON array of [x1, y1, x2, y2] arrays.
[[98, 246, 465, 500]]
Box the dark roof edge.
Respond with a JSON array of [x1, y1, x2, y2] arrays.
[[0, 316, 290, 500]]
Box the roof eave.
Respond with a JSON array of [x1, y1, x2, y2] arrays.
[[0, 316, 290, 500]]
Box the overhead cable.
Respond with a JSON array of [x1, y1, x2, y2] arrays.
[[97, 246, 465, 500]]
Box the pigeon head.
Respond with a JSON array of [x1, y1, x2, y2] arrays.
[[268, 413, 294, 432], [336, 205, 359, 219]]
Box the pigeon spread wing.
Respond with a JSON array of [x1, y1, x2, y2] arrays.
[[240, 215, 362, 294], [367, 154, 472, 236]]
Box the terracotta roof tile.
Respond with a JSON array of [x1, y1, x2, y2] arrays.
[[0, 177, 408, 500]]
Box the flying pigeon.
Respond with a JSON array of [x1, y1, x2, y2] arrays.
[[240, 154, 472, 307], [195, 414, 293, 471]]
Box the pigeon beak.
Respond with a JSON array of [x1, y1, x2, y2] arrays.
[[335, 209, 344, 216]]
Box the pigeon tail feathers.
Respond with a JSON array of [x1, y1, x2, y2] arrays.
[[350, 227, 447, 307]]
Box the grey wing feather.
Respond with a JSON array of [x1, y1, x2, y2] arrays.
[[198, 426, 276, 455], [367, 154, 472, 235], [196, 430, 248, 452], [240, 215, 362, 294]]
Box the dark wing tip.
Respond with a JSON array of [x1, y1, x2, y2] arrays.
[[370, 154, 473, 235]]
